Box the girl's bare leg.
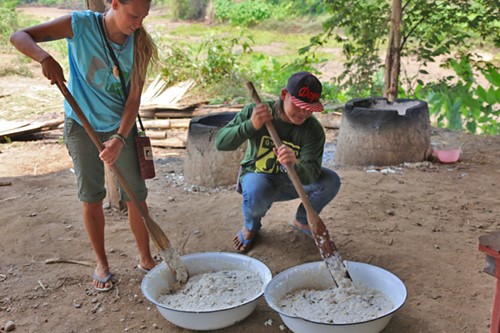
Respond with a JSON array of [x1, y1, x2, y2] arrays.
[[82, 201, 111, 289], [127, 201, 157, 271]]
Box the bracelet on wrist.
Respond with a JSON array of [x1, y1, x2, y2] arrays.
[[40, 55, 53, 65], [110, 133, 126, 145]]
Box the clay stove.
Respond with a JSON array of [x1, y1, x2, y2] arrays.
[[334, 97, 432, 166], [184, 112, 246, 187]]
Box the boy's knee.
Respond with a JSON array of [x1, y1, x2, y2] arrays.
[[323, 168, 340, 185], [322, 168, 341, 198]]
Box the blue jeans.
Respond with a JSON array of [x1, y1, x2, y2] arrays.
[[240, 167, 341, 232]]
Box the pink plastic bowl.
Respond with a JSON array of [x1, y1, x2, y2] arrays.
[[433, 149, 461, 163]]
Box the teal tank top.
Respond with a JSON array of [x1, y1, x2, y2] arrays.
[[65, 10, 134, 132]]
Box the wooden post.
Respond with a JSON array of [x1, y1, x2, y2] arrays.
[[85, 0, 124, 210], [85, 0, 106, 12], [205, 0, 215, 24], [384, 0, 402, 102]]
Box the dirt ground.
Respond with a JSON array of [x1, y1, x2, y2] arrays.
[[1, 6, 500, 333], [2, 113, 500, 333]]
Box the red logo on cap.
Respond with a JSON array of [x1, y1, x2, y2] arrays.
[[298, 87, 320, 102]]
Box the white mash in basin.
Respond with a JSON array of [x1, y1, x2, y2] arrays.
[[278, 281, 394, 324], [158, 269, 263, 311]]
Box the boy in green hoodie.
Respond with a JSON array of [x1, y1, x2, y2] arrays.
[[216, 72, 341, 253]]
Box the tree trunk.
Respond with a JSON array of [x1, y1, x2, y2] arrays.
[[85, 0, 124, 210], [204, 0, 215, 24], [384, 0, 402, 102], [86, 0, 106, 12]]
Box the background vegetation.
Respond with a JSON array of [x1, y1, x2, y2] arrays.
[[1, 0, 499, 134]]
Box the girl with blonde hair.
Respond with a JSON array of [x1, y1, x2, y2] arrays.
[[11, 0, 159, 292]]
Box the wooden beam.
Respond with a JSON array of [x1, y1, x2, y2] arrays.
[[150, 137, 187, 148]]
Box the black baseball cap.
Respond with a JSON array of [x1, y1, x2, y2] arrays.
[[285, 71, 324, 112]]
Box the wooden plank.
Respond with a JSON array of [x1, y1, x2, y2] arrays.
[[142, 119, 171, 129], [139, 102, 242, 119], [200, 103, 244, 109], [0, 120, 31, 133], [145, 107, 239, 119], [170, 119, 191, 128], [0, 119, 64, 141], [141, 110, 195, 118], [139, 103, 194, 112], [150, 130, 187, 148], [145, 130, 167, 139], [192, 106, 242, 117], [151, 137, 186, 148], [141, 118, 190, 129], [140, 78, 195, 109]]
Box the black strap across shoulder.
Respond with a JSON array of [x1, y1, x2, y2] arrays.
[[96, 13, 145, 132]]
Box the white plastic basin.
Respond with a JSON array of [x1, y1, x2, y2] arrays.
[[264, 261, 407, 333], [141, 252, 272, 331]]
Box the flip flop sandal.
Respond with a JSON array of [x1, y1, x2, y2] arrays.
[[234, 230, 257, 253], [288, 222, 313, 238], [137, 264, 151, 274], [92, 272, 113, 292]]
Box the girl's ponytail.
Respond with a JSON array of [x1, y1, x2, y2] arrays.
[[133, 26, 158, 87]]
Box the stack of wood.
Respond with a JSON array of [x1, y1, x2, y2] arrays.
[[140, 118, 189, 148], [0, 76, 343, 148], [139, 106, 342, 149], [138, 77, 245, 148], [138, 76, 343, 149], [140, 103, 244, 119], [140, 103, 247, 148]]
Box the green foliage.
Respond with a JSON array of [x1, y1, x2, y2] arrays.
[[157, 30, 343, 104], [0, 0, 19, 47], [311, 0, 499, 100], [247, 54, 318, 96], [280, 0, 325, 16], [212, 0, 327, 25], [251, 0, 326, 22], [194, 34, 250, 85], [320, 81, 348, 104], [38, 0, 58, 6], [0, 0, 18, 12], [309, 0, 390, 96], [169, 0, 208, 20], [4, 5, 69, 76], [413, 56, 500, 135], [160, 33, 254, 101], [13, 1, 496, 134], [214, 0, 271, 26], [160, 45, 193, 86]]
